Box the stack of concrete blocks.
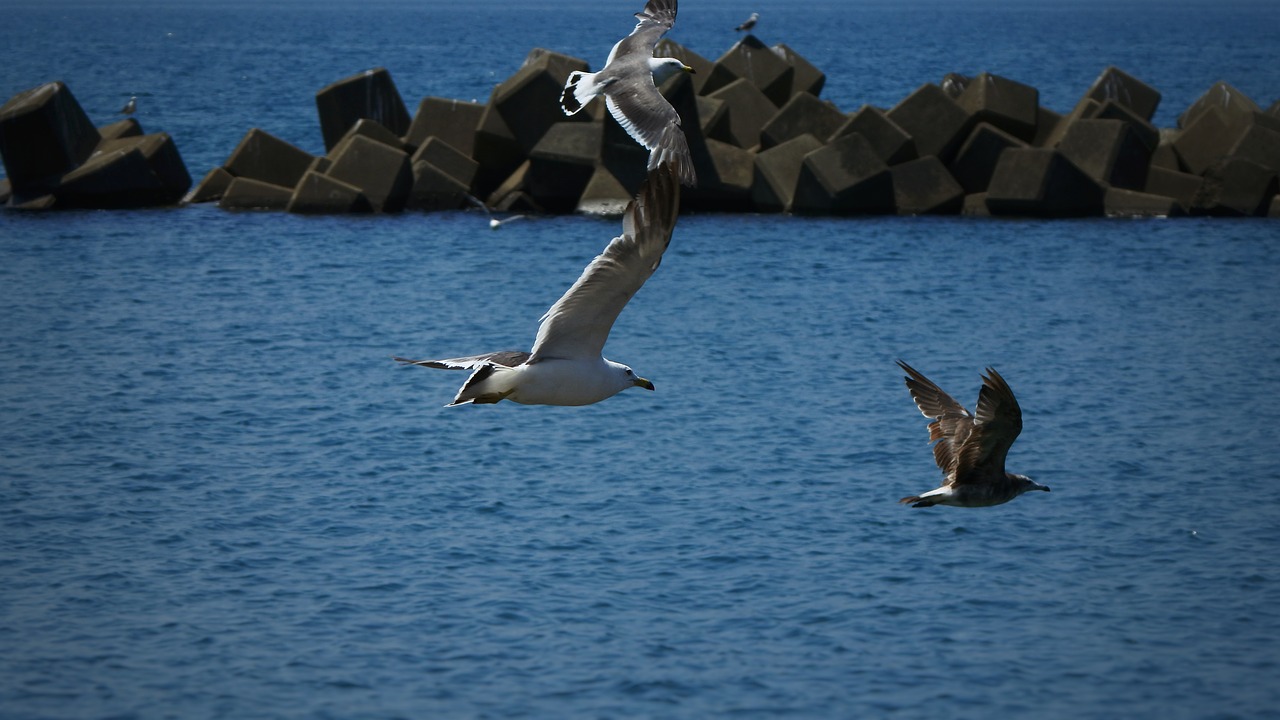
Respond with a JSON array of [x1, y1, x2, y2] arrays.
[[19, 37, 1271, 218], [186, 67, 481, 214], [0, 81, 191, 209]]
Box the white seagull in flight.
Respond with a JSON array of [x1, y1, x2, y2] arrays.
[[395, 166, 681, 406], [559, 0, 697, 186]]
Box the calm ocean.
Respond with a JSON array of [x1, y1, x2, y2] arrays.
[[2, 1, 1279, 718]]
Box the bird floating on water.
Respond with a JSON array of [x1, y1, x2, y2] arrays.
[[896, 360, 1049, 508], [394, 166, 680, 406], [120, 96, 137, 115], [734, 12, 759, 32], [559, 0, 697, 186]]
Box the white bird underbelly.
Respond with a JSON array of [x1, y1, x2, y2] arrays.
[[464, 358, 629, 407]]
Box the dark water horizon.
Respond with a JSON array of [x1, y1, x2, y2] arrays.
[[3, 1, 1280, 718]]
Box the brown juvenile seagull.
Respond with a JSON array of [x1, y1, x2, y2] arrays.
[[393, 166, 680, 407], [896, 360, 1049, 507], [559, 0, 697, 186]]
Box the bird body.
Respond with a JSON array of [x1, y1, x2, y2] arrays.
[[120, 96, 137, 114], [735, 12, 759, 32], [896, 361, 1048, 507], [410, 353, 650, 407], [395, 166, 680, 407], [559, 0, 696, 186]]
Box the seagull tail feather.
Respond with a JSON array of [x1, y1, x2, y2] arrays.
[[560, 71, 596, 116], [899, 495, 934, 507]]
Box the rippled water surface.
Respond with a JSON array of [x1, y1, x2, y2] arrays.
[[4, 208, 1279, 718], [3, 1, 1280, 718]]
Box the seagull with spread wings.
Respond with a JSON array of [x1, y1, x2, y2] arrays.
[[394, 166, 680, 407], [896, 361, 1049, 507], [559, 0, 697, 186]]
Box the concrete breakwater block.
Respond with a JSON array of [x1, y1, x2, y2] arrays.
[[223, 128, 315, 189], [1085, 67, 1161, 122], [38, 131, 191, 209], [752, 133, 824, 213], [1144, 166, 1203, 211], [791, 133, 893, 215], [220, 177, 294, 210], [1191, 158, 1278, 216], [771, 43, 826, 100], [891, 156, 964, 215], [403, 97, 484, 157], [336, 118, 407, 152], [412, 137, 478, 192], [687, 138, 754, 210], [1088, 100, 1159, 154], [406, 159, 472, 212], [526, 121, 601, 213], [1178, 81, 1259, 129], [1173, 106, 1246, 176], [315, 68, 411, 153], [986, 148, 1105, 217], [0, 81, 191, 209], [1057, 118, 1152, 190], [949, 122, 1027, 194], [1105, 187, 1185, 217], [0, 81, 100, 193], [98, 117, 143, 141], [760, 92, 846, 150], [1230, 123, 1280, 173], [325, 134, 413, 212], [887, 84, 974, 163], [703, 35, 795, 106], [287, 170, 372, 214], [831, 106, 917, 165], [956, 73, 1039, 143], [705, 78, 777, 151]]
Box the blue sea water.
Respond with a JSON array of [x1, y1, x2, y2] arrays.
[[3, 1, 1280, 719]]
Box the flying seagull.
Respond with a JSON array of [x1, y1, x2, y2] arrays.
[[559, 0, 697, 187], [463, 192, 527, 230], [896, 361, 1049, 508], [120, 96, 137, 115], [735, 12, 759, 32], [394, 166, 680, 406]]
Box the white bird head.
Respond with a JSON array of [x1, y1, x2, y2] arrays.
[[607, 359, 655, 392], [649, 57, 695, 85]]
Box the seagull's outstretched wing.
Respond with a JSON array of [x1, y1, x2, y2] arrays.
[[530, 165, 680, 362], [607, 0, 678, 66], [897, 360, 975, 481], [954, 367, 1023, 483], [394, 351, 531, 370]]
